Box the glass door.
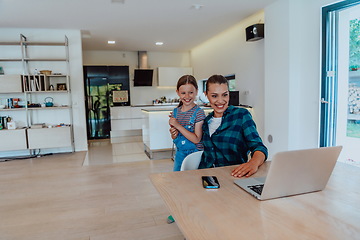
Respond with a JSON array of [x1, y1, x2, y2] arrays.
[[321, 1, 360, 167], [85, 77, 111, 139]]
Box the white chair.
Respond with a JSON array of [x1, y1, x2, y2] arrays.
[[180, 151, 203, 171]]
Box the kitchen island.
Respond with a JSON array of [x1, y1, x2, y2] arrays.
[[142, 106, 212, 159], [110, 104, 178, 139]]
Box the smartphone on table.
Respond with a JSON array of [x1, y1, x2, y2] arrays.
[[202, 176, 220, 189]]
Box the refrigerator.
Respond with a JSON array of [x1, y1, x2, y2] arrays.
[[84, 66, 130, 139]]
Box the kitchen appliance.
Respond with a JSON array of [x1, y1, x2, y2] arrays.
[[134, 69, 153, 86], [83, 65, 130, 139], [229, 91, 239, 106]]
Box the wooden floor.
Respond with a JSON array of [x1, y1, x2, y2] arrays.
[[0, 138, 184, 240]]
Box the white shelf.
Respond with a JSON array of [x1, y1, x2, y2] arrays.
[[27, 106, 70, 110], [0, 108, 26, 112], [0, 34, 73, 155]]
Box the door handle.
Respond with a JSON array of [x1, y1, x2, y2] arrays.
[[321, 98, 329, 104]]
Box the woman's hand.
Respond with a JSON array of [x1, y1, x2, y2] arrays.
[[231, 161, 259, 178], [231, 151, 266, 178]]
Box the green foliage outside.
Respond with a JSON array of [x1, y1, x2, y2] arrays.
[[347, 121, 360, 138], [349, 18, 360, 69]]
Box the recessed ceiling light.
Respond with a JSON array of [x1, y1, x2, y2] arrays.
[[155, 42, 164, 46], [191, 4, 204, 10], [111, 0, 125, 3], [108, 40, 116, 44]]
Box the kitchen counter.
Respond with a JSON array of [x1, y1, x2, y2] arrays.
[[131, 103, 178, 107], [141, 105, 212, 112], [141, 106, 213, 158]]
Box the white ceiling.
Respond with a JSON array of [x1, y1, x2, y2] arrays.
[[0, 0, 277, 52]]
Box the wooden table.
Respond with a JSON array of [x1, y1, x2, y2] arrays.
[[150, 162, 360, 240]]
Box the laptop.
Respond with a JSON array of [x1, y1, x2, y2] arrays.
[[234, 146, 343, 200]]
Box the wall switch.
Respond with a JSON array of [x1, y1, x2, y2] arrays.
[[244, 90, 250, 95]]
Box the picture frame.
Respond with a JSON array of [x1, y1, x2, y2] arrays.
[[0, 66, 4, 75], [56, 83, 67, 91]]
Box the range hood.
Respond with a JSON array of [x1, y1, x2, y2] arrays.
[[138, 51, 149, 69], [134, 51, 153, 86]]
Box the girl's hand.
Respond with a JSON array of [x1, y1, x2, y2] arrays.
[[169, 127, 178, 139], [169, 117, 179, 128]]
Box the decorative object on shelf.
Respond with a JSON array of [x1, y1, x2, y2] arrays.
[[7, 121, 16, 130], [49, 85, 54, 91], [31, 123, 45, 129], [28, 103, 41, 108], [40, 70, 52, 75], [113, 90, 129, 103], [44, 97, 54, 107], [0, 66, 4, 75], [57, 83, 66, 91]]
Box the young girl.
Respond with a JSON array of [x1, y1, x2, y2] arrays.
[[169, 75, 206, 171]]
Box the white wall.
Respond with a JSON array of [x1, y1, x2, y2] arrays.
[[82, 50, 192, 105], [0, 28, 88, 152], [191, 11, 266, 138], [264, 0, 339, 157]]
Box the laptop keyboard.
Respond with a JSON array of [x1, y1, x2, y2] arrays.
[[248, 184, 264, 195]]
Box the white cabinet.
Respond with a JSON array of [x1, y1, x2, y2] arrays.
[[0, 75, 22, 92], [158, 67, 193, 86], [27, 127, 71, 149], [110, 106, 144, 137], [0, 129, 27, 151]]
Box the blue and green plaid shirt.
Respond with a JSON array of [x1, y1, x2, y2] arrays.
[[198, 105, 268, 169]]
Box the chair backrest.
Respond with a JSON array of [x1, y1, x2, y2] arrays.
[[180, 151, 203, 171]]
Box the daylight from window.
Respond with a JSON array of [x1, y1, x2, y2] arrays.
[[348, 18, 360, 139]]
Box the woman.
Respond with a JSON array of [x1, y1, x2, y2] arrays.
[[198, 75, 268, 178]]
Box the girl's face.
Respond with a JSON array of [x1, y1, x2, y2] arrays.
[[177, 83, 198, 107], [205, 83, 229, 118]]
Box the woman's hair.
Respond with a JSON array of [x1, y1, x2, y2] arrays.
[[176, 75, 198, 107], [205, 74, 229, 93]]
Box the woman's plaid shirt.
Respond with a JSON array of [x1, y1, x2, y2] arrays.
[[198, 105, 268, 169]]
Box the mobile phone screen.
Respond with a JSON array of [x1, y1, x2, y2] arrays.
[[202, 176, 220, 189]]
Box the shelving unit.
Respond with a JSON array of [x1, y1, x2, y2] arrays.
[[0, 34, 74, 157]]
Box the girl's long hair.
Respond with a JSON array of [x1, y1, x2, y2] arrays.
[[177, 75, 198, 107]]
